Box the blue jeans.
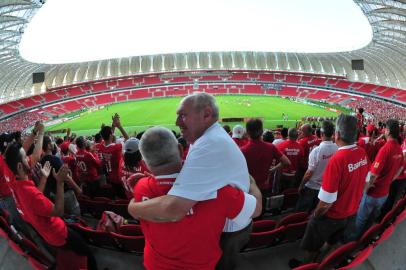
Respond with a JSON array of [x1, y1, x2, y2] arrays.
[[354, 193, 387, 239]]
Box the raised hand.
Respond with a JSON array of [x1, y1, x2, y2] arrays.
[[39, 161, 51, 179]]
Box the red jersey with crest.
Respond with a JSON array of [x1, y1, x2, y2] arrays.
[[319, 145, 369, 219]]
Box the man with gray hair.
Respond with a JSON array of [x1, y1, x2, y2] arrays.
[[290, 114, 369, 268], [128, 92, 258, 269], [129, 126, 261, 270], [296, 121, 338, 212]]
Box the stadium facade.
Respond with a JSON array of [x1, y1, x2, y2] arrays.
[[0, 0, 405, 104]]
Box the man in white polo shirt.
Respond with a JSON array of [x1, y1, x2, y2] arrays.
[[296, 121, 338, 212], [128, 92, 261, 269]]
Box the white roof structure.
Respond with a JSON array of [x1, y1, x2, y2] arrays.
[[0, 0, 405, 103]]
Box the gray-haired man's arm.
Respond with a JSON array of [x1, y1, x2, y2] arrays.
[[128, 195, 196, 222]]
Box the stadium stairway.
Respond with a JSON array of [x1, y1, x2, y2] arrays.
[[0, 222, 404, 269]]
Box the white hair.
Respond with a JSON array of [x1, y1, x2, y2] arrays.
[[139, 126, 181, 170], [182, 92, 219, 119]]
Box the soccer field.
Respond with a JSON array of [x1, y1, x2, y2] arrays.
[[47, 95, 348, 136]]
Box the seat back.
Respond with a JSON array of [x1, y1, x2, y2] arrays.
[[118, 224, 143, 236], [318, 241, 358, 270], [252, 220, 277, 233], [283, 221, 308, 242], [110, 232, 145, 253], [276, 212, 308, 228], [245, 227, 285, 250], [358, 223, 383, 248]]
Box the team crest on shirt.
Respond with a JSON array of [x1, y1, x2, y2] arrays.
[[373, 162, 380, 169]]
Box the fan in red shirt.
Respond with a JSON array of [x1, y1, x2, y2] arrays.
[[277, 128, 305, 192], [354, 119, 404, 238], [75, 136, 102, 198], [357, 124, 385, 162], [356, 108, 365, 132], [232, 125, 247, 148], [298, 124, 320, 168], [290, 114, 369, 268], [60, 142, 78, 183], [99, 113, 129, 198], [380, 137, 406, 217], [129, 127, 261, 270], [4, 142, 97, 270], [241, 119, 290, 196], [121, 137, 150, 199], [93, 133, 104, 160]]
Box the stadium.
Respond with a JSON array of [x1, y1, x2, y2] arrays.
[[0, 0, 405, 270]]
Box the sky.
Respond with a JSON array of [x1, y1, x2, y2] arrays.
[[19, 0, 373, 64]]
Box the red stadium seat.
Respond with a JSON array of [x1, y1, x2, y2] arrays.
[[252, 220, 277, 233], [283, 221, 308, 242], [374, 224, 395, 246], [75, 225, 116, 248], [358, 223, 382, 248], [336, 245, 373, 270], [380, 208, 397, 228], [118, 225, 143, 236], [292, 263, 319, 270], [20, 238, 54, 268], [317, 241, 358, 270], [244, 227, 285, 251], [110, 232, 145, 253], [276, 212, 309, 228]]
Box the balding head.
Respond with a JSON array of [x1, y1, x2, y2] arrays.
[[301, 124, 312, 136], [176, 92, 220, 143], [181, 92, 219, 120]]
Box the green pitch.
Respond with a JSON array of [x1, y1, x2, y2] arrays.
[[47, 95, 349, 136]]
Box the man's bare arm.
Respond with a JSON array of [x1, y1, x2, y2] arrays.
[[128, 195, 196, 222], [249, 176, 262, 218], [313, 200, 331, 218]]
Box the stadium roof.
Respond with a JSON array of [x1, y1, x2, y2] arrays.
[[0, 0, 405, 103]]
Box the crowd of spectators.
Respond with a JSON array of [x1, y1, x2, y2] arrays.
[[350, 97, 406, 123], [0, 92, 404, 270], [0, 112, 48, 134]]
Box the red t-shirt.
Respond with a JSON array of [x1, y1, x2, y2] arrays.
[[369, 140, 404, 198], [76, 149, 101, 182], [396, 139, 406, 180], [134, 176, 246, 270], [93, 142, 104, 160], [61, 155, 77, 182], [241, 139, 282, 190], [357, 136, 385, 162], [298, 135, 320, 167], [99, 143, 123, 183], [9, 180, 67, 246], [0, 156, 13, 197], [277, 139, 305, 175], [319, 145, 369, 219], [233, 138, 248, 148]]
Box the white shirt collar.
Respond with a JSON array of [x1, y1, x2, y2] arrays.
[[338, 144, 357, 150], [155, 173, 179, 179]]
